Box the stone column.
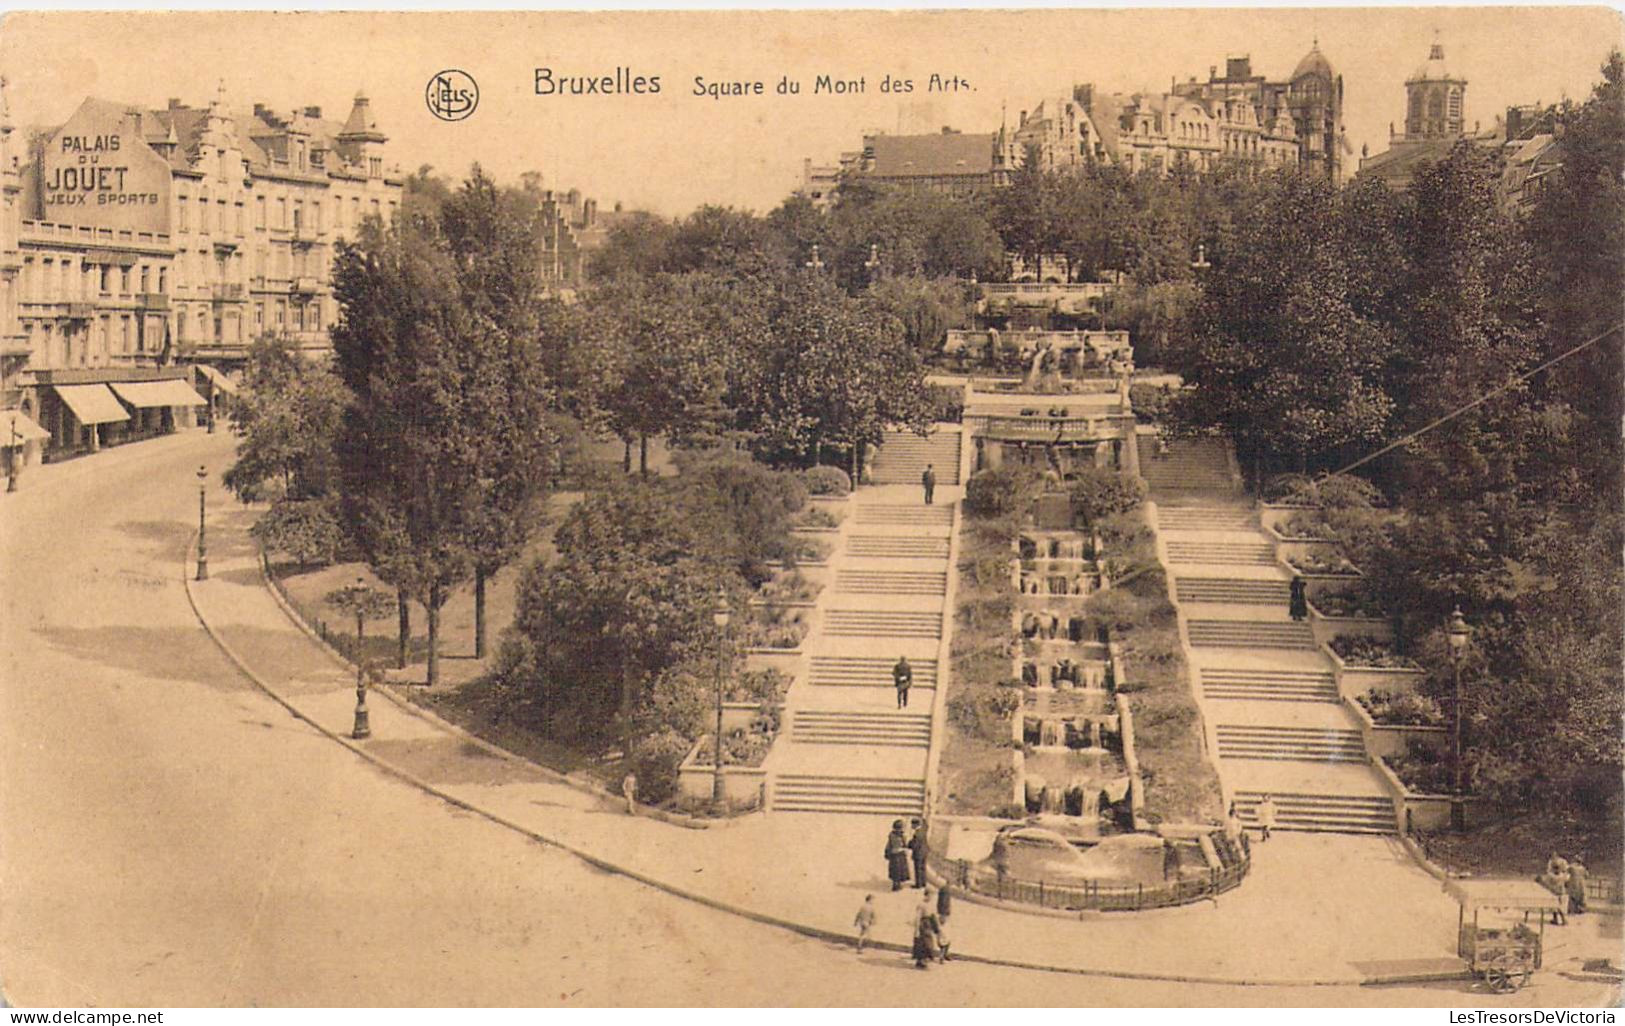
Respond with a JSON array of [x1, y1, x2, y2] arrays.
[[1120, 420, 1142, 480]]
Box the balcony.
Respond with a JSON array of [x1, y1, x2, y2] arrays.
[[63, 302, 95, 321], [289, 276, 320, 296], [213, 238, 240, 253], [290, 227, 323, 248], [137, 292, 170, 311], [211, 283, 245, 303]]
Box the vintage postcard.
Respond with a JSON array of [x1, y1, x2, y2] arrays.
[[0, 6, 1621, 1012]]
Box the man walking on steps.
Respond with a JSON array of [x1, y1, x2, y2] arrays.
[[893, 655, 913, 708], [922, 463, 936, 505]]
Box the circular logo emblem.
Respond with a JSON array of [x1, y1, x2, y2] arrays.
[[426, 70, 479, 122]]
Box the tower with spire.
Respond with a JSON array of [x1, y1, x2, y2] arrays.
[[1403, 36, 1467, 141]]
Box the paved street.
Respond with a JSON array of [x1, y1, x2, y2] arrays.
[[1, 431, 1617, 1007]]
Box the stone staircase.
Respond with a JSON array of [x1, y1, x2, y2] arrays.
[[836, 569, 947, 596], [1216, 724, 1367, 763], [1175, 577, 1291, 605], [855, 504, 955, 527], [1155, 506, 1258, 531], [1138, 437, 1238, 494], [1165, 539, 1279, 565], [822, 609, 943, 639], [1231, 790, 1396, 835], [1186, 619, 1317, 650], [871, 429, 963, 485], [806, 656, 940, 688], [845, 534, 951, 559], [771, 773, 927, 816], [788, 710, 932, 748], [1199, 667, 1339, 703]]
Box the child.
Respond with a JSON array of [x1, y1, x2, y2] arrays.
[[853, 894, 876, 953]]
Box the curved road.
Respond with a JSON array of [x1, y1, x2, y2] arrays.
[[1, 431, 1611, 1006]]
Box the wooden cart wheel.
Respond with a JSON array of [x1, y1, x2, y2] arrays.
[[1486, 966, 1514, 993]]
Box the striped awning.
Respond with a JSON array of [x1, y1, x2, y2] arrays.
[[1, 409, 51, 444], [195, 364, 239, 395], [110, 379, 208, 408], [53, 384, 131, 425]]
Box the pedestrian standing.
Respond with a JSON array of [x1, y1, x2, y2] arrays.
[[1225, 802, 1247, 854], [1256, 794, 1277, 842], [911, 889, 940, 969], [853, 894, 877, 952], [936, 883, 953, 923], [1566, 858, 1589, 916], [1289, 575, 1309, 622], [1162, 838, 1180, 880], [922, 464, 936, 505], [909, 817, 930, 889], [893, 655, 913, 709], [621, 771, 638, 816], [885, 820, 911, 891]]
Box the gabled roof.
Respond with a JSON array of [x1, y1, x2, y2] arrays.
[[867, 132, 995, 178]]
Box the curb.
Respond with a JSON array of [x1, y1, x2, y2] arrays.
[[253, 546, 737, 832], [186, 532, 1470, 990]]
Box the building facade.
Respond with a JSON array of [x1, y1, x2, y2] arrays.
[[1359, 41, 1502, 192], [1165, 47, 1346, 180], [5, 85, 401, 460]]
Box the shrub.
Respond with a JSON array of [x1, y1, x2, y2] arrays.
[[803, 465, 852, 496], [1331, 635, 1420, 669], [628, 728, 694, 804], [926, 384, 966, 424], [1068, 468, 1147, 527], [1385, 740, 1453, 795], [1288, 551, 1358, 575], [1129, 383, 1175, 424], [965, 466, 1038, 519], [988, 685, 1025, 719], [757, 570, 820, 604], [1313, 588, 1386, 619], [1357, 688, 1445, 726], [251, 498, 349, 566], [796, 505, 843, 529], [727, 667, 791, 708]]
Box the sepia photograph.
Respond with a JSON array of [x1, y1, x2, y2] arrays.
[[0, 5, 1621, 1011]]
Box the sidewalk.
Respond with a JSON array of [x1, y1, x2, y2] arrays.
[[183, 499, 1615, 988]]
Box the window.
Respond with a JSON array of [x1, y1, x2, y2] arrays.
[[255, 302, 263, 327], [293, 202, 302, 232], [313, 200, 322, 232], [120, 267, 131, 294], [100, 265, 110, 294], [278, 198, 287, 229], [256, 196, 267, 229], [158, 266, 167, 293], [236, 203, 245, 235], [178, 195, 190, 232], [140, 265, 150, 293], [351, 197, 360, 224], [121, 316, 131, 353]]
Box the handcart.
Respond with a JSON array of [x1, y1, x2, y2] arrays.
[[1445, 878, 1558, 993]]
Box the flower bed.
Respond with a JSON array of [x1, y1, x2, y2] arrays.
[[755, 570, 821, 605], [794, 505, 844, 530], [742, 605, 811, 650], [1310, 588, 1386, 619], [788, 534, 833, 565], [1383, 740, 1455, 797], [1272, 511, 1340, 541], [1330, 634, 1421, 670], [1357, 687, 1445, 727], [1286, 550, 1359, 576]]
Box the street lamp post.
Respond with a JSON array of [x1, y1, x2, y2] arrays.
[[352, 577, 372, 740], [865, 244, 881, 282], [195, 464, 209, 581], [711, 589, 731, 810], [805, 244, 825, 274], [1447, 605, 1470, 831]]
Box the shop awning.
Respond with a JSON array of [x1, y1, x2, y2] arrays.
[[110, 379, 208, 408], [53, 384, 131, 425], [195, 364, 239, 395], [1, 409, 51, 444]]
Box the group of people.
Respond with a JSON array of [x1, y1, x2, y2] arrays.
[[1225, 796, 1277, 843], [1537, 852, 1590, 924], [865, 818, 953, 967]]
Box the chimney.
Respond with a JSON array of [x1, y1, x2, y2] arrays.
[[168, 97, 182, 110], [304, 106, 322, 119], [1210, 65, 1218, 80], [1019, 111, 1027, 125]]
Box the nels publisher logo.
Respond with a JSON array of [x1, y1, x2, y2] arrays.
[[426, 70, 479, 122]]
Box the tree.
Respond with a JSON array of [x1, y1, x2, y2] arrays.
[[864, 275, 973, 356], [329, 206, 481, 687], [991, 153, 1058, 279], [224, 336, 349, 503], [585, 210, 675, 280]]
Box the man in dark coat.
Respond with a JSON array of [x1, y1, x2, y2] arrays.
[[1289, 575, 1309, 622], [885, 821, 911, 891], [909, 817, 930, 888], [922, 464, 936, 505], [893, 655, 913, 708], [911, 889, 940, 969]]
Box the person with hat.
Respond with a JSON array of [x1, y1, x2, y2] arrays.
[[885, 820, 911, 891]]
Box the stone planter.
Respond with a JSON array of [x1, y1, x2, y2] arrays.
[[1324, 644, 1427, 701], [1371, 755, 1475, 832], [1347, 694, 1450, 761], [1258, 502, 1320, 536], [678, 737, 770, 803], [1306, 601, 1392, 648], [743, 647, 804, 677], [721, 700, 775, 733], [1268, 528, 1344, 569]]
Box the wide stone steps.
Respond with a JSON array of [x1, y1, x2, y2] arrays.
[[872, 432, 963, 485], [1138, 439, 1236, 491], [1175, 577, 1290, 605], [1156, 507, 1259, 531], [1199, 667, 1339, 703], [855, 504, 955, 527], [836, 570, 947, 595], [1216, 724, 1367, 763], [789, 710, 932, 748], [807, 656, 940, 688], [845, 535, 952, 559], [823, 609, 942, 639], [1187, 619, 1317, 649], [772, 773, 927, 816], [1165, 540, 1279, 566], [1231, 790, 1396, 835]]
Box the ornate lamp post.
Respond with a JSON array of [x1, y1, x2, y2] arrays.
[[327, 577, 395, 740], [195, 465, 209, 581], [805, 244, 825, 274], [711, 589, 731, 809], [1191, 242, 1212, 272], [864, 243, 882, 282], [1447, 605, 1471, 831]]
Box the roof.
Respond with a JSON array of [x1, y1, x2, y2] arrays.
[[1292, 44, 1335, 82], [866, 132, 995, 178], [1445, 877, 1564, 912], [1359, 138, 1456, 184], [1409, 42, 1463, 84]]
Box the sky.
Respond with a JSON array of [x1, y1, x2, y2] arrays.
[[2, 7, 1621, 216]]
